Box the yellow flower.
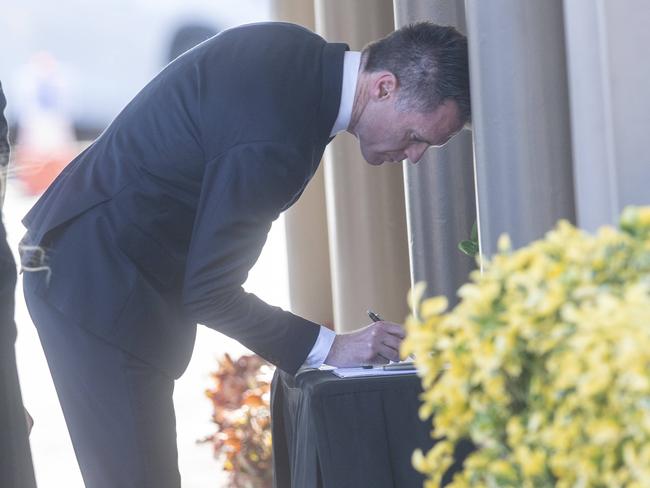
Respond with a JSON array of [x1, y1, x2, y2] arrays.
[[586, 418, 621, 446], [515, 446, 546, 477], [506, 416, 524, 447], [420, 295, 448, 318], [407, 281, 427, 315], [497, 233, 512, 253], [491, 459, 517, 479], [406, 207, 650, 487]]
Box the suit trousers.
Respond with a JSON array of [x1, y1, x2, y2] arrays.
[[23, 271, 181, 488]]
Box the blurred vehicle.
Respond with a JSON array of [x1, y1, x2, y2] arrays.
[[0, 0, 269, 194], [0, 0, 269, 140]]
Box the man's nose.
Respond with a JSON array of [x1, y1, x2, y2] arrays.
[[405, 144, 428, 164]]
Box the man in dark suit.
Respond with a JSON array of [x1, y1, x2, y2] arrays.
[[22, 22, 470, 487], [1, 82, 38, 488]]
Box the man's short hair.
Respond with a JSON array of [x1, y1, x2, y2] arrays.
[[362, 22, 471, 123]]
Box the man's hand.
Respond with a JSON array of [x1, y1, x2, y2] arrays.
[[324, 321, 406, 367]]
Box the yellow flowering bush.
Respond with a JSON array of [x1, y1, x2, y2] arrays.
[[402, 206, 650, 487]]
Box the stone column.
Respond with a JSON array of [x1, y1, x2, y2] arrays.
[[315, 0, 411, 332], [393, 0, 477, 306], [464, 0, 575, 256], [564, 0, 650, 231], [268, 0, 335, 328]]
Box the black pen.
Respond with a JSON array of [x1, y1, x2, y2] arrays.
[[367, 310, 383, 322], [362, 310, 384, 368]]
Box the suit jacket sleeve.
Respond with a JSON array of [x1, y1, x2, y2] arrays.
[[182, 141, 321, 374]]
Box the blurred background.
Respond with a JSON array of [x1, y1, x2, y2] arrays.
[[0, 1, 288, 486]]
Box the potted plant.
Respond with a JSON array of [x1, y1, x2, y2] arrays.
[[403, 206, 650, 487]]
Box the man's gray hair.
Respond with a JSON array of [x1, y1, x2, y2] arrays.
[[362, 22, 471, 123]]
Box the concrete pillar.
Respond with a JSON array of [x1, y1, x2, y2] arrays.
[[315, 0, 411, 332], [564, 0, 650, 232], [268, 0, 315, 25], [464, 0, 575, 256], [268, 0, 335, 328], [393, 0, 477, 306]]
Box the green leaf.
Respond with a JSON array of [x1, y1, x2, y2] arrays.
[[471, 221, 478, 241], [459, 240, 479, 257]]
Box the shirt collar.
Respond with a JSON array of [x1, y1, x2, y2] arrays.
[[329, 51, 361, 137]]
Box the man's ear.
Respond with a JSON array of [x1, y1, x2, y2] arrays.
[[373, 71, 398, 101]]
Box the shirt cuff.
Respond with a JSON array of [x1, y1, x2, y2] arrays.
[[301, 325, 336, 368]]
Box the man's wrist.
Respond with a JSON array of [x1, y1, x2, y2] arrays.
[[301, 326, 336, 368]]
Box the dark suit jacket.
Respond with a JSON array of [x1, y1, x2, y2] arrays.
[[1, 81, 37, 488], [0, 83, 14, 347], [23, 22, 347, 377]]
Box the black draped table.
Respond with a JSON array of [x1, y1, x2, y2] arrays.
[[271, 369, 471, 488]]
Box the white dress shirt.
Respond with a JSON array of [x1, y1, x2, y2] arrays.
[[301, 51, 361, 368]]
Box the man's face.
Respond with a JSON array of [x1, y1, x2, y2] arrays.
[[353, 86, 464, 166]]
